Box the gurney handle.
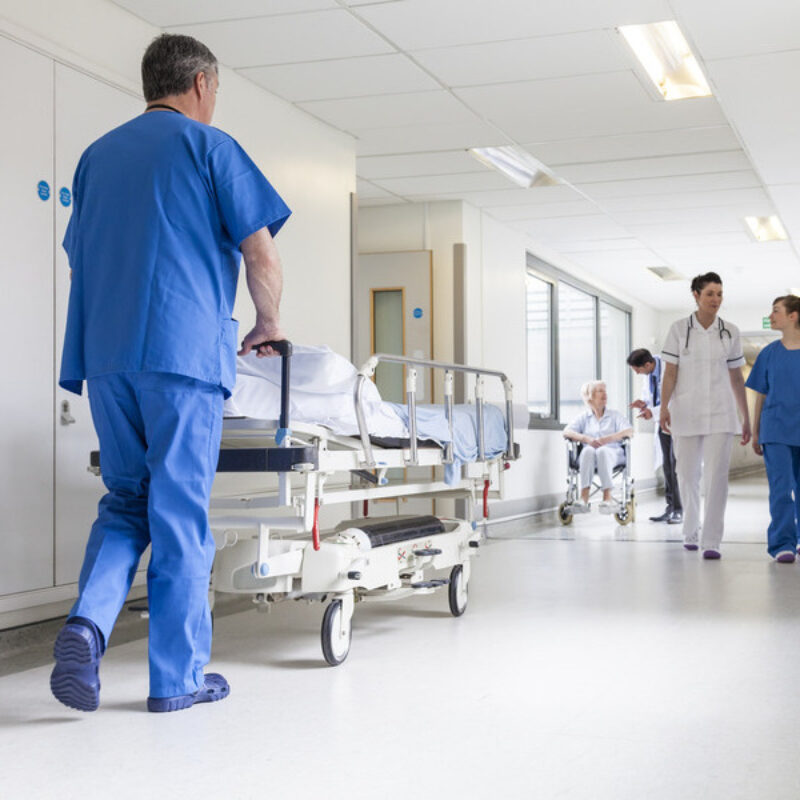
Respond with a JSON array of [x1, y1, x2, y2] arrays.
[[253, 339, 292, 436]]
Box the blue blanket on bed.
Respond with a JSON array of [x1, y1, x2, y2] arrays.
[[386, 403, 507, 485]]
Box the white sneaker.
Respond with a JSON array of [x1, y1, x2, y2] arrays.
[[598, 500, 616, 515], [572, 501, 591, 514]]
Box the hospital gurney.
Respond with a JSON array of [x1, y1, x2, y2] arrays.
[[208, 342, 519, 665]]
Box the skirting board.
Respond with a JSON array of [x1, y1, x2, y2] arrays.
[[483, 477, 659, 525]]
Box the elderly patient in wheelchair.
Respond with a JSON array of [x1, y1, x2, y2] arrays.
[[563, 380, 633, 516]]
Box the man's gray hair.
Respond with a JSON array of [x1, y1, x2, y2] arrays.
[[580, 380, 606, 406], [141, 34, 217, 102]]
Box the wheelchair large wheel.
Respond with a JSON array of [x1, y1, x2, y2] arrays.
[[558, 502, 573, 526], [614, 500, 634, 526]]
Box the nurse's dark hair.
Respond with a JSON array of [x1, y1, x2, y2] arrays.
[[774, 294, 800, 325], [141, 34, 217, 103], [626, 348, 655, 367], [690, 272, 722, 294]]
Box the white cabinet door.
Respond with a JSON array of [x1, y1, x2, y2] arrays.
[[0, 37, 55, 595], [53, 64, 142, 585]]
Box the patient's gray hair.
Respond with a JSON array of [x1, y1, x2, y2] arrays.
[[141, 34, 217, 102], [580, 380, 606, 406]]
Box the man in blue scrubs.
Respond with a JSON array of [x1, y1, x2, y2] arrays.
[[51, 34, 291, 713]]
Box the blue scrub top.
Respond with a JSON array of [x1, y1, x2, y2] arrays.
[[60, 110, 291, 398], [746, 340, 800, 446]]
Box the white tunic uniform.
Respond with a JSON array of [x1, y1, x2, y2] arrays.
[[660, 314, 745, 550], [661, 314, 745, 436]]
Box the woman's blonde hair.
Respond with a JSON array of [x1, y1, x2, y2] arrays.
[[580, 380, 606, 406]]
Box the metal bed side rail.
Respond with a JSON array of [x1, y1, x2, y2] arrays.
[[354, 353, 516, 469]]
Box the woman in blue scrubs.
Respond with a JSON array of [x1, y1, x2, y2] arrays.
[[747, 295, 800, 562]]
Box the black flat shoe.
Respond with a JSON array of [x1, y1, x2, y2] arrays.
[[649, 511, 671, 523]]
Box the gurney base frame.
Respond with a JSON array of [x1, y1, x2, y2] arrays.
[[212, 516, 477, 666]]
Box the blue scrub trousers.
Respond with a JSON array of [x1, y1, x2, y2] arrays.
[[70, 372, 223, 698], [762, 443, 800, 557]]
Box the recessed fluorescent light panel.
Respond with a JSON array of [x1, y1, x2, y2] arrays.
[[619, 21, 711, 101], [647, 266, 685, 281], [744, 215, 788, 242], [468, 146, 560, 188]]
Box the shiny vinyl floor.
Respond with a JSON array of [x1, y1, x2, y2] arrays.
[[3, 472, 799, 800]]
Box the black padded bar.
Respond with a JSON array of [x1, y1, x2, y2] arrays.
[[357, 515, 445, 548], [216, 446, 318, 472]]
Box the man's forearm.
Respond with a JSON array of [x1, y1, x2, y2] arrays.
[[241, 227, 282, 327]]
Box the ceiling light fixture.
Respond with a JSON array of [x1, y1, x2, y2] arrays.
[[468, 146, 560, 188], [646, 266, 685, 281], [743, 215, 788, 243], [618, 21, 712, 101]]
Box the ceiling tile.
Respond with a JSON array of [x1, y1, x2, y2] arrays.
[[356, 178, 399, 199], [705, 51, 800, 185], [599, 187, 772, 212], [300, 90, 475, 131], [355, 0, 671, 50], [239, 54, 438, 102], [671, 0, 800, 60], [611, 204, 775, 226], [487, 200, 601, 221], [557, 151, 751, 184], [373, 171, 513, 195], [354, 120, 510, 156], [454, 72, 727, 142], [577, 170, 761, 200], [767, 184, 800, 242], [520, 214, 631, 241], [526, 126, 743, 166], [411, 30, 627, 87], [358, 150, 483, 179], [552, 239, 651, 253], [443, 185, 586, 208], [168, 10, 392, 68], [112, 0, 335, 26]]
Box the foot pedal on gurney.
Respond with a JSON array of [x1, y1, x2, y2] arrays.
[[410, 579, 450, 589]]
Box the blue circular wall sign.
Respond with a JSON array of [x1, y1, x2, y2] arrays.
[[59, 187, 71, 207], [37, 180, 50, 201], [413, 307, 423, 319]]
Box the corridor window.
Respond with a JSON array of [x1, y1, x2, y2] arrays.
[[558, 283, 596, 424], [526, 254, 632, 429], [600, 301, 631, 414], [526, 273, 553, 419]]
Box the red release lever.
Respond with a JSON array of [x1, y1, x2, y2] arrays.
[[483, 479, 490, 520], [363, 499, 369, 518], [312, 498, 321, 551]]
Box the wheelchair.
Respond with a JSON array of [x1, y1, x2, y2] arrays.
[[558, 438, 636, 526]]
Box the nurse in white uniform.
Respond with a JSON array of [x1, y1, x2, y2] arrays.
[[659, 272, 751, 559]]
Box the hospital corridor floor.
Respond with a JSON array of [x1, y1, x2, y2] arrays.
[[2, 471, 799, 800]]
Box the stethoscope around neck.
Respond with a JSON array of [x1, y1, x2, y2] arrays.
[[684, 314, 731, 352]]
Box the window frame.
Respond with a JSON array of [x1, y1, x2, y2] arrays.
[[526, 254, 633, 430]]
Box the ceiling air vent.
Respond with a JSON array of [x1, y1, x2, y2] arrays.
[[646, 266, 685, 281]]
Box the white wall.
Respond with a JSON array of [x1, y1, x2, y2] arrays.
[[359, 201, 662, 516], [0, 0, 356, 355]]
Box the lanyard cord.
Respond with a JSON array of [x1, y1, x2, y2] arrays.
[[145, 103, 184, 114]]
